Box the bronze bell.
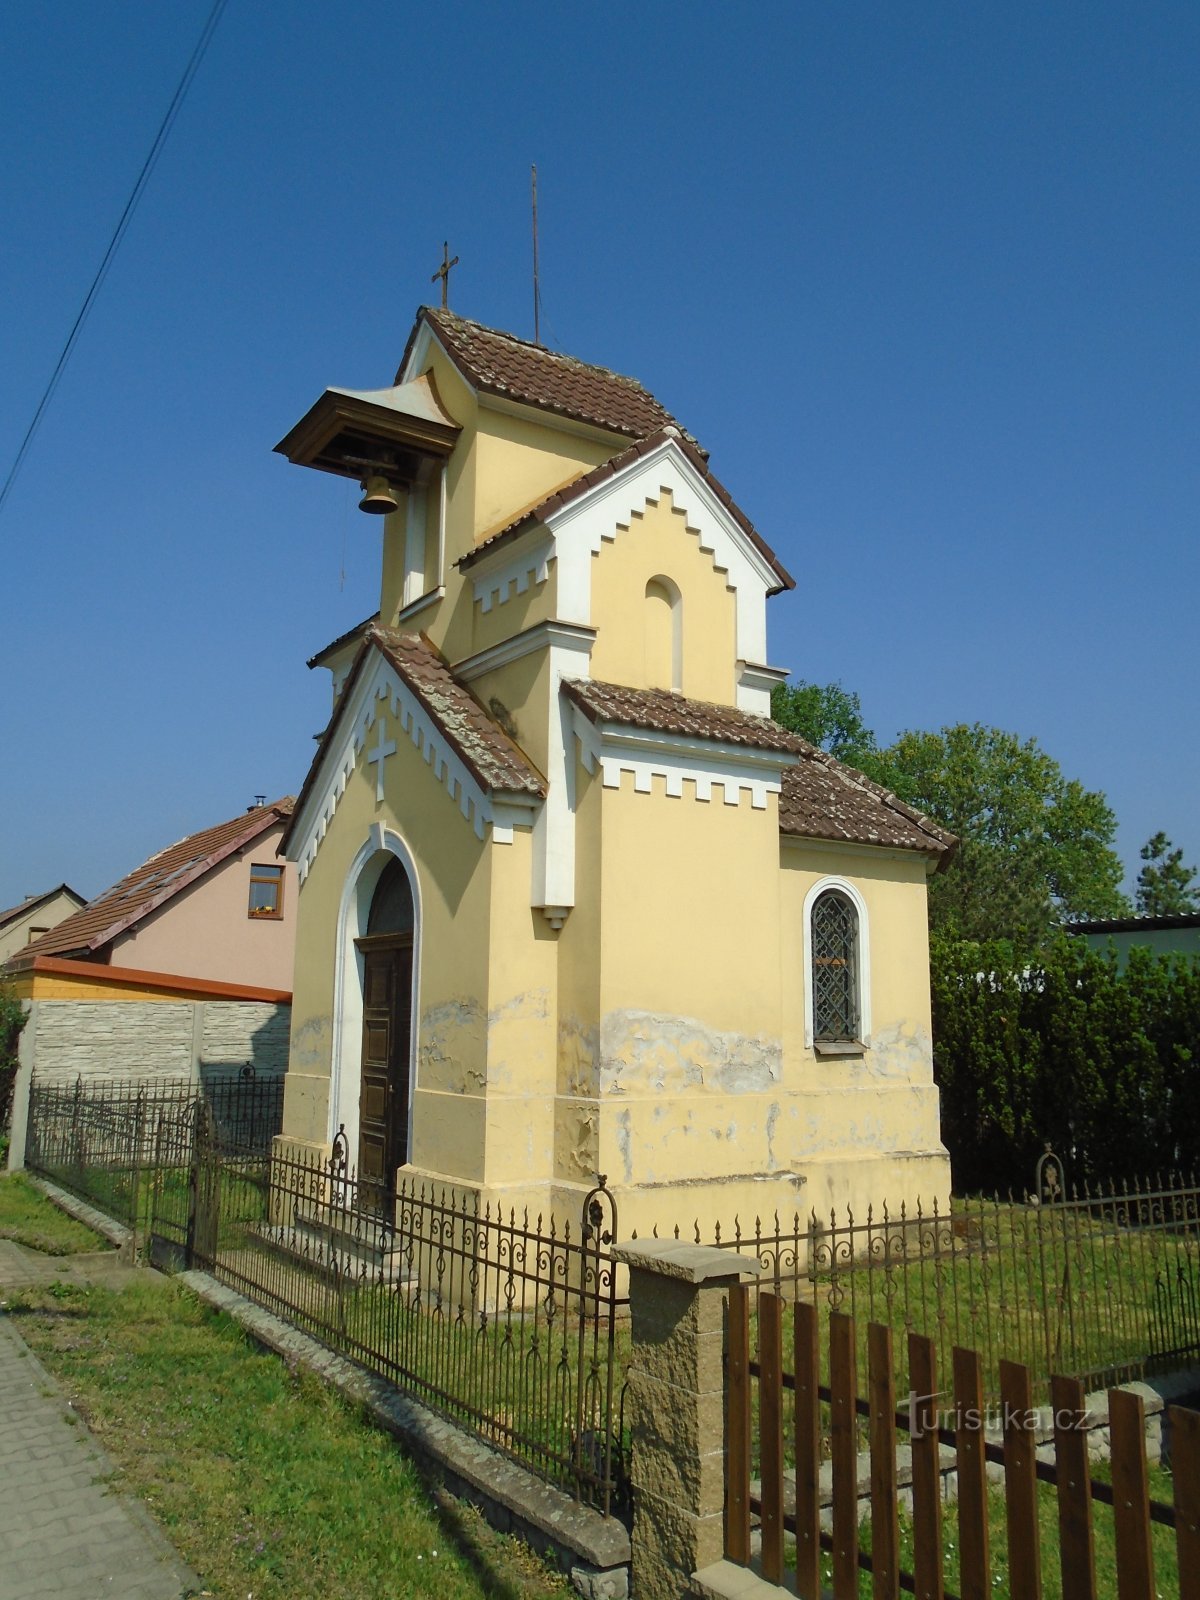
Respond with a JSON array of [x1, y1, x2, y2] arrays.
[[358, 474, 400, 515]]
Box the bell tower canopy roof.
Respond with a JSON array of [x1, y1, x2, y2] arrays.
[[274, 371, 461, 485]]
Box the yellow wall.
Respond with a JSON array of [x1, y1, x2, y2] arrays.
[[588, 491, 738, 704]]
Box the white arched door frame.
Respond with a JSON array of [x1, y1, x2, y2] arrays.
[[329, 825, 422, 1166]]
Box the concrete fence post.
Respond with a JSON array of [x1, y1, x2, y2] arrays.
[[612, 1240, 762, 1600]]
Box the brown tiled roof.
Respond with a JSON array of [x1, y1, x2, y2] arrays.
[[370, 628, 546, 797], [563, 678, 810, 754], [13, 802, 295, 965], [286, 629, 546, 852], [562, 678, 955, 863], [779, 758, 957, 863], [459, 428, 795, 593], [400, 307, 690, 444]]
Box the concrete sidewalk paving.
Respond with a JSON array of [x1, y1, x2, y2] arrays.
[[0, 1243, 202, 1600]]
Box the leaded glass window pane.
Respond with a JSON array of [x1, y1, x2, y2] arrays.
[[367, 857, 415, 936], [811, 891, 859, 1041]]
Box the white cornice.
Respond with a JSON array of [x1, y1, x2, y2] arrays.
[[288, 651, 539, 883], [393, 585, 444, 628], [737, 660, 790, 716], [571, 707, 796, 810], [779, 834, 936, 870], [452, 619, 595, 683]]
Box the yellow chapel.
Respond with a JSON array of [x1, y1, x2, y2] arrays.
[[274, 306, 955, 1235]]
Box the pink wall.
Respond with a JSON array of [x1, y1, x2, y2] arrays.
[[111, 820, 297, 991]]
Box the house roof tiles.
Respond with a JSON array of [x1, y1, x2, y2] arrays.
[[14, 801, 295, 964], [562, 677, 955, 863], [402, 307, 686, 443]]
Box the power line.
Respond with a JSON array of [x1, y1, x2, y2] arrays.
[[0, 0, 229, 520]]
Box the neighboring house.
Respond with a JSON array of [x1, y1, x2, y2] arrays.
[[0, 885, 86, 965], [274, 306, 956, 1234], [5, 799, 298, 1167], [1066, 912, 1200, 970]]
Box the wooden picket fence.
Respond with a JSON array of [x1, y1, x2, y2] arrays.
[[725, 1287, 1200, 1599]]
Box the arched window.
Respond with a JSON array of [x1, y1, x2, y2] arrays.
[[810, 888, 861, 1043], [366, 856, 415, 936], [644, 576, 682, 692]]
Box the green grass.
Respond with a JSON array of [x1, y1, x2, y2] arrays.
[[5, 1272, 572, 1600], [0, 1171, 108, 1254]]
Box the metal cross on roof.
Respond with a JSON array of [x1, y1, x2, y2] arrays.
[[431, 241, 459, 309]]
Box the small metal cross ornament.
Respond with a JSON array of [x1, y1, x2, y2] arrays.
[[431, 241, 459, 309]]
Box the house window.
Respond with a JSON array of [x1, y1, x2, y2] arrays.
[[810, 889, 860, 1042], [248, 863, 284, 919]]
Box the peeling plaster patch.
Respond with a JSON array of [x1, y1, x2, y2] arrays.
[[570, 1106, 599, 1176], [486, 989, 551, 1090], [557, 1015, 599, 1097], [487, 988, 550, 1027], [765, 1102, 780, 1170], [290, 1015, 332, 1071], [419, 998, 486, 1093], [863, 1022, 934, 1082], [617, 1108, 633, 1184], [598, 1009, 781, 1096]]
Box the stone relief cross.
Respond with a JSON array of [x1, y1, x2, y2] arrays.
[[366, 717, 397, 802]]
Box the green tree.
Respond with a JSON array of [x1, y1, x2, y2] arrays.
[[1135, 831, 1199, 916], [0, 979, 25, 1136], [770, 680, 908, 791], [884, 723, 1129, 948]]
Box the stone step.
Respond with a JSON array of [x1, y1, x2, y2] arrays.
[[249, 1218, 415, 1287]]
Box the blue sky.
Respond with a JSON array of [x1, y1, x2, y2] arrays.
[[1, 2, 1196, 910]]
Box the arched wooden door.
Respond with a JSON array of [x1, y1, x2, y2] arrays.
[[354, 858, 415, 1202]]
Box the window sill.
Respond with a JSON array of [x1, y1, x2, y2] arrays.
[[813, 1039, 868, 1058]]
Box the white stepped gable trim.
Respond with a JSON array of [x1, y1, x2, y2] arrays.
[[289, 652, 539, 884], [548, 437, 775, 663], [570, 707, 797, 810], [469, 533, 553, 613]]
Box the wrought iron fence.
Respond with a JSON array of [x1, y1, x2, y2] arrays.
[[24, 1071, 284, 1240], [191, 1130, 629, 1514], [697, 1155, 1200, 1405]]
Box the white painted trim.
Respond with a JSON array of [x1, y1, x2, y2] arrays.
[[287, 649, 538, 883], [571, 709, 795, 810], [532, 634, 595, 914], [801, 876, 872, 1050], [546, 436, 775, 662], [452, 619, 596, 683], [394, 585, 445, 628], [781, 834, 935, 871], [330, 828, 422, 1166], [736, 660, 790, 716], [402, 489, 427, 606], [468, 532, 554, 613]]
